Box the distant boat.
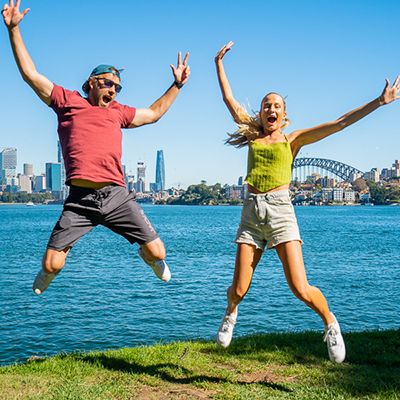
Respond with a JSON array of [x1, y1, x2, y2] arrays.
[[26, 201, 35, 207]]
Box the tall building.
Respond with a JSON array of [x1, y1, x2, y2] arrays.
[[135, 162, 146, 193], [57, 141, 68, 201], [34, 175, 46, 192], [23, 163, 33, 177], [18, 174, 32, 193], [155, 150, 165, 191], [0, 147, 17, 186], [46, 162, 62, 199]]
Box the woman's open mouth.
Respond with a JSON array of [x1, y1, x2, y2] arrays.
[[267, 116, 277, 124]]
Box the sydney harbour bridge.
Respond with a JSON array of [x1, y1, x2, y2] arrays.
[[292, 157, 364, 182]]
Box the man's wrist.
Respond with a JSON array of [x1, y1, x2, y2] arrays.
[[173, 81, 184, 90]]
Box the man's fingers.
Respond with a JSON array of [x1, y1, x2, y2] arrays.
[[177, 51, 182, 66], [393, 75, 400, 87], [15, 0, 20, 9], [170, 64, 176, 74], [183, 52, 189, 66], [10, 0, 14, 8], [21, 7, 29, 16]]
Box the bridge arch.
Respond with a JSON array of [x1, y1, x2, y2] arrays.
[[292, 158, 363, 181]]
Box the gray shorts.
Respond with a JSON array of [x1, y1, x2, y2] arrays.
[[47, 185, 159, 251], [235, 190, 302, 251]]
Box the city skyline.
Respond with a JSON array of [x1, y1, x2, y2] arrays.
[[3, 143, 399, 190], [1, 1, 399, 188]]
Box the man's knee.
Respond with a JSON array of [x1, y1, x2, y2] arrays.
[[42, 248, 69, 273], [141, 238, 166, 261]]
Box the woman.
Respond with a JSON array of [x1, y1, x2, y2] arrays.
[[215, 41, 399, 363]]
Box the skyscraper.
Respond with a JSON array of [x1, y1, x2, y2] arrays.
[[155, 150, 165, 191], [23, 163, 33, 176], [57, 141, 68, 201], [135, 162, 146, 193], [0, 147, 17, 186], [46, 162, 62, 199]]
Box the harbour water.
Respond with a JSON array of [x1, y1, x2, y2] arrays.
[[0, 204, 399, 365]]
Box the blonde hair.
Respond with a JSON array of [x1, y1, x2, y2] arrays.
[[225, 92, 290, 148]]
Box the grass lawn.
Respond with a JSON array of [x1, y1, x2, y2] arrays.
[[1, 330, 399, 399]]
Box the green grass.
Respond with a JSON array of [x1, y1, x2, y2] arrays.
[[1, 330, 399, 399]]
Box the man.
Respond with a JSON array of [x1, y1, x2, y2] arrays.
[[2, 0, 190, 294]]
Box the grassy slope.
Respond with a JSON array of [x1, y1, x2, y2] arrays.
[[1, 330, 399, 400]]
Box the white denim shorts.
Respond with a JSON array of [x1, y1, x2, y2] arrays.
[[235, 190, 302, 251]]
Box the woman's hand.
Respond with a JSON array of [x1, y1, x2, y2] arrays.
[[379, 75, 400, 105], [215, 41, 234, 63]]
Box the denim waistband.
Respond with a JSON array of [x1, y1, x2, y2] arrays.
[[247, 189, 290, 201]]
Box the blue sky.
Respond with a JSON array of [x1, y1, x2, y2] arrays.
[[1, 0, 399, 188]]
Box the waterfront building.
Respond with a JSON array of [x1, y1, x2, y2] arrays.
[[343, 189, 356, 203], [320, 176, 336, 188], [57, 141, 68, 201], [321, 188, 333, 202], [0, 147, 17, 186], [155, 150, 165, 192], [18, 174, 32, 193], [238, 176, 244, 186], [135, 162, 146, 193], [360, 192, 371, 204], [381, 168, 392, 180], [307, 173, 321, 184], [333, 187, 344, 202], [23, 163, 33, 177], [33, 175, 46, 192], [392, 160, 400, 178], [225, 184, 246, 200], [363, 168, 380, 182], [126, 175, 135, 193], [46, 162, 62, 199]]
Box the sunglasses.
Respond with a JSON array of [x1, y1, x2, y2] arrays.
[[94, 77, 122, 93]]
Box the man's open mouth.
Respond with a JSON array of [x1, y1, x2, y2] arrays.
[[102, 95, 112, 104]]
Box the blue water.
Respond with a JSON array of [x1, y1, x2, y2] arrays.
[[0, 204, 399, 365]]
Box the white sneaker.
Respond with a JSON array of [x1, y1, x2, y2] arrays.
[[138, 248, 171, 282], [32, 270, 59, 295], [216, 309, 237, 348], [323, 313, 346, 363]]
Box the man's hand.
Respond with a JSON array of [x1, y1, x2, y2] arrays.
[[170, 52, 190, 86], [379, 75, 400, 105], [2, 0, 30, 30]]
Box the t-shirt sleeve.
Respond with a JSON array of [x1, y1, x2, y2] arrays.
[[119, 105, 136, 128], [49, 84, 72, 112]]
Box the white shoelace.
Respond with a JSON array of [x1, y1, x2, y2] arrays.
[[323, 326, 338, 345]]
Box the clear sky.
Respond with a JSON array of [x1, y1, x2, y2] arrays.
[[1, 0, 399, 188]]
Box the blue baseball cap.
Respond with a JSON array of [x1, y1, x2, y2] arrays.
[[89, 64, 124, 78], [82, 64, 124, 93]]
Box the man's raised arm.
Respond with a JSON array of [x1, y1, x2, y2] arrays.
[[2, 0, 53, 105], [130, 52, 190, 127]]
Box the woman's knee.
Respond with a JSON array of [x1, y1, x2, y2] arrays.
[[291, 283, 312, 303], [228, 285, 248, 304]]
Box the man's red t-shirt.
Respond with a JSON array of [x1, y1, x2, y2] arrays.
[[50, 84, 136, 187]]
